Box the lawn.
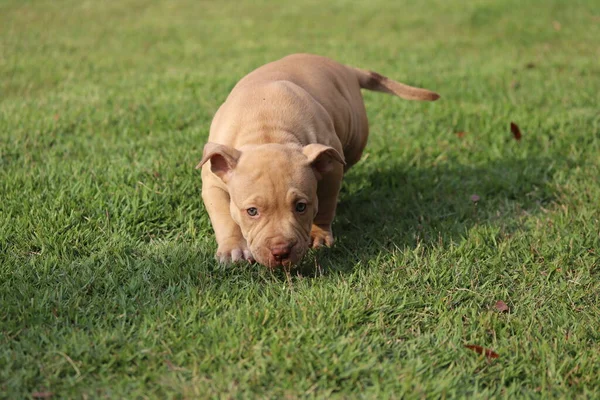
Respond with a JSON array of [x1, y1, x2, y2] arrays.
[[1, 0, 599, 398]]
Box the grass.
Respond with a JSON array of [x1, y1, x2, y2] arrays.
[[1, 0, 599, 397]]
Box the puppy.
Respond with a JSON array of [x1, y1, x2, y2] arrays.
[[197, 54, 439, 267]]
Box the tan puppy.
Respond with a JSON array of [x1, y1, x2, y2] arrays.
[[197, 54, 439, 267]]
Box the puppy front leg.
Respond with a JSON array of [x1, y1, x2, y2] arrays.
[[202, 185, 253, 263], [311, 164, 344, 248]]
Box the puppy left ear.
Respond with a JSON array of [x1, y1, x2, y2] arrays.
[[302, 144, 345, 179], [196, 142, 241, 182]]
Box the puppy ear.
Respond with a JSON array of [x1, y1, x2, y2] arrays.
[[196, 142, 241, 182], [302, 144, 345, 179]]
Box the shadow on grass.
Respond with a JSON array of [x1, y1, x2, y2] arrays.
[[130, 154, 559, 282], [1, 156, 560, 330], [295, 155, 559, 276]]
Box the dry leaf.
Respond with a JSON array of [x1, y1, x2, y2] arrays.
[[552, 21, 561, 31], [465, 345, 499, 359], [455, 131, 467, 138], [164, 359, 185, 371], [525, 62, 536, 69], [510, 122, 522, 141], [470, 194, 480, 203], [495, 300, 509, 313], [32, 392, 53, 399]]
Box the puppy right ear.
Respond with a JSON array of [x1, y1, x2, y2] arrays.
[[196, 142, 241, 182], [302, 143, 345, 179]]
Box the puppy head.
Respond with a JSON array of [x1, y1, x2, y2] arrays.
[[198, 142, 344, 267]]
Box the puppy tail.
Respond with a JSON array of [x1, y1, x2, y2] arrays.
[[353, 67, 440, 101]]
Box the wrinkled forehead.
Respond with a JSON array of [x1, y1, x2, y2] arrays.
[[239, 145, 306, 170], [230, 148, 316, 199]]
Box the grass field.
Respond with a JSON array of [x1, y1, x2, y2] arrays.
[[1, 0, 600, 398]]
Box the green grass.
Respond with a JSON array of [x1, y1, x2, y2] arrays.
[[1, 0, 599, 397]]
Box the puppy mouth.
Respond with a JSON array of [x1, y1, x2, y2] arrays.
[[251, 240, 310, 268]]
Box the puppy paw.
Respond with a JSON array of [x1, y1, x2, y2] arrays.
[[310, 224, 334, 248], [216, 239, 254, 264]]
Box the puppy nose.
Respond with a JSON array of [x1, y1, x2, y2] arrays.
[[271, 244, 292, 261]]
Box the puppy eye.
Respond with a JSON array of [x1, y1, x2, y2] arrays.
[[295, 202, 307, 213], [247, 207, 258, 217]]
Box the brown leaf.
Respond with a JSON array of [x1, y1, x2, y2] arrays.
[[465, 344, 499, 359], [510, 122, 522, 141], [53, 114, 59, 121], [552, 21, 561, 31], [495, 300, 509, 313], [525, 62, 536, 69], [455, 131, 467, 138], [32, 392, 53, 399], [164, 359, 185, 371]]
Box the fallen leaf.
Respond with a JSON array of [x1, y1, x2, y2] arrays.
[[164, 359, 185, 371], [32, 392, 53, 399], [510, 122, 522, 141], [455, 131, 467, 138], [470, 194, 480, 203], [552, 21, 561, 31], [53, 114, 59, 121], [495, 300, 509, 313], [465, 345, 499, 359], [525, 62, 536, 69]]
